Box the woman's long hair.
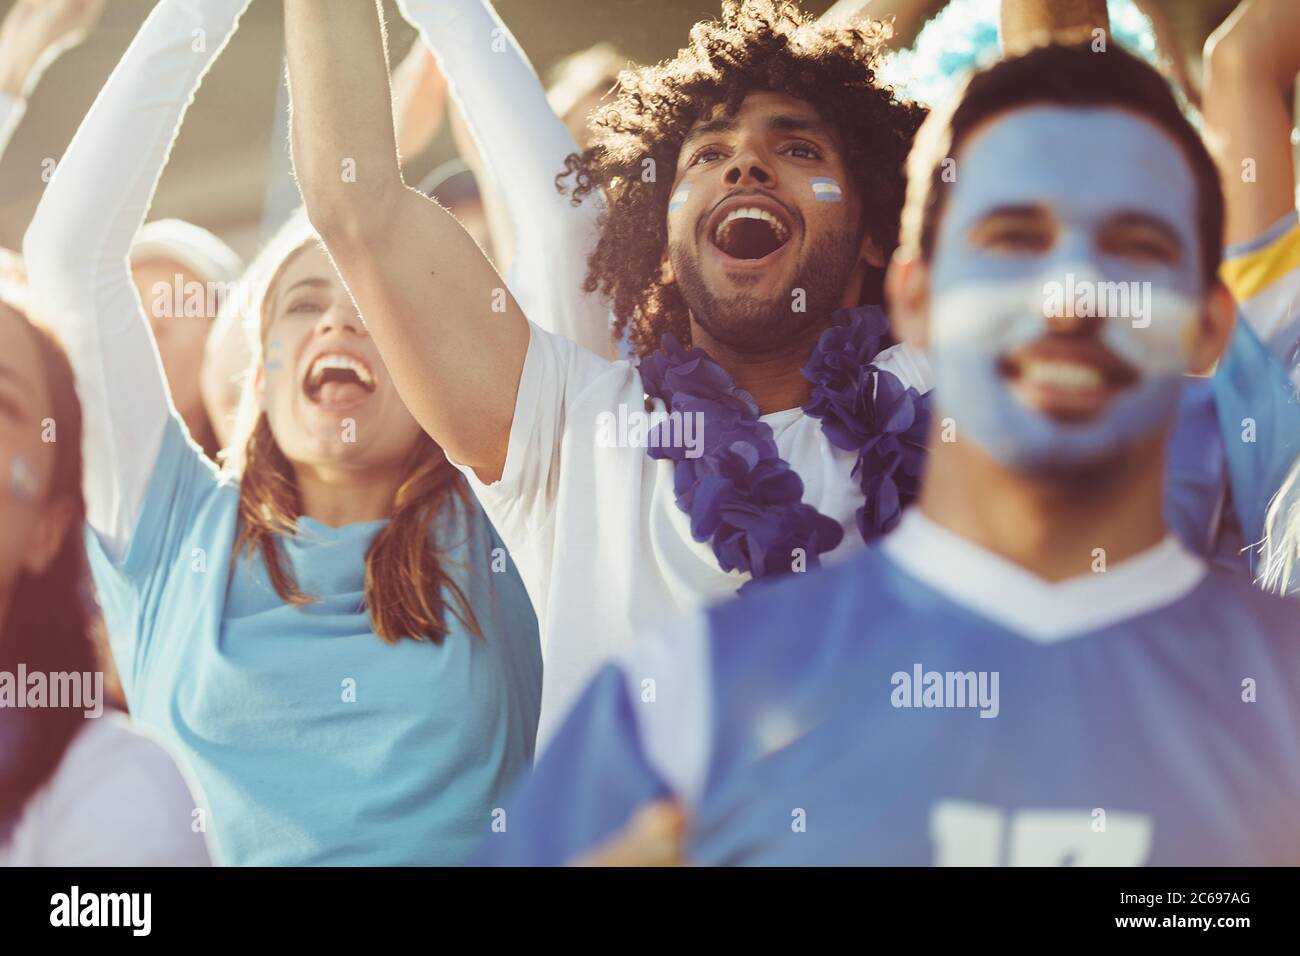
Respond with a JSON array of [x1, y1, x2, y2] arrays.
[[0, 289, 97, 822], [1260, 457, 1300, 599], [225, 216, 481, 644]]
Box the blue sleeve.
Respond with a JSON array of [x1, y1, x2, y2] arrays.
[[471, 664, 673, 866], [86, 416, 226, 691], [1212, 318, 1300, 547]]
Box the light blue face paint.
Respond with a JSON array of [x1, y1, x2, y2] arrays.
[[810, 177, 843, 203], [8, 453, 37, 502], [668, 184, 691, 214], [925, 107, 1205, 471], [266, 337, 283, 372]]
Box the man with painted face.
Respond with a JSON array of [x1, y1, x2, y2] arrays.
[[287, 0, 933, 750], [287, 0, 1297, 755], [472, 44, 1300, 866]]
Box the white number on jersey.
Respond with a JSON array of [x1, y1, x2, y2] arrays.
[[930, 800, 1153, 866]]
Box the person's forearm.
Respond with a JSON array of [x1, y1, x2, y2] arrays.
[[0, 0, 105, 98], [0, 91, 25, 159], [23, 0, 249, 555], [0, 44, 38, 98], [1203, 0, 1300, 247], [285, 0, 530, 479], [1000, 0, 1109, 51], [399, 0, 614, 359], [26, 0, 251, 324], [399, 0, 576, 232], [285, 0, 403, 243], [1205, 0, 1300, 102]]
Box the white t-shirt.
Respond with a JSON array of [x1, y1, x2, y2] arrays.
[[457, 320, 932, 748], [1, 713, 212, 866]]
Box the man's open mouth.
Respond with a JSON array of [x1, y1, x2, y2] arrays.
[[302, 351, 376, 406], [710, 203, 792, 261]]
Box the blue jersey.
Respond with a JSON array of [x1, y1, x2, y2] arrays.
[[475, 512, 1300, 866]]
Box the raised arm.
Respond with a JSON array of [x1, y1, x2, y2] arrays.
[[0, 90, 21, 159], [0, 0, 105, 160], [285, 0, 527, 482], [999, 0, 1109, 50], [1203, 0, 1299, 250], [23, 0, 249, 558], [398, 0, 613, 358], [1203, 0, 1300, 362]]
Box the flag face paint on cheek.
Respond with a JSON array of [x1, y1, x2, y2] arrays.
[[925, 107, 1204, 471], [810, 177, 843, 202], [668, 184, 691, 214]]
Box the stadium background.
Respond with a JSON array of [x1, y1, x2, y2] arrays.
[[0, 0, 1245, 257]]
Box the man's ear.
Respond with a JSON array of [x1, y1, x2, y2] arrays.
[[1187, 282, 1236, 376], [885, 251, 931, 350], [659, 250, 675, 286], [859, 230, 886, 269], [22, 493, 76, 577]]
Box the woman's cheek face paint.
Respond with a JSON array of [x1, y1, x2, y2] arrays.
[[810, 177, 843, 202]]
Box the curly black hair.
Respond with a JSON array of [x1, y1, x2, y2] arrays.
[[560, 0, 927, 357]]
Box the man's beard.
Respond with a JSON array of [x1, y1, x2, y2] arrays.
[[670, 225, 863, 354]]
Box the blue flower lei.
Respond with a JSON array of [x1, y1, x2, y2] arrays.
[[640, 305, 930, 591]]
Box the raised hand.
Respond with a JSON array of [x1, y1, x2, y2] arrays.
[[570, 800, 689, 867], [0, 0, 106, 98], [1203, 0, 1300, 248]]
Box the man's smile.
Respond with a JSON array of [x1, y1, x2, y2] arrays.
[[998, 334, 1140, 422]]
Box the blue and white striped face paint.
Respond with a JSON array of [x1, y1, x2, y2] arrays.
[[925, 107, 1204, 471], [668, 184, 692, 214], [809, 177, 843, 203]]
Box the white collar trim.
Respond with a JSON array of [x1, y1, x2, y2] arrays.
[[879, 509, 1207, 642]]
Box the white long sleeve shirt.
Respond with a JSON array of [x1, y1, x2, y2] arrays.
[[23, 0, 251, 561], [399, 0, 613, 359]]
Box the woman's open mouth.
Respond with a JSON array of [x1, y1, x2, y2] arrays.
[[708, 200, 794, 264], [301, 351, 377, 410]]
